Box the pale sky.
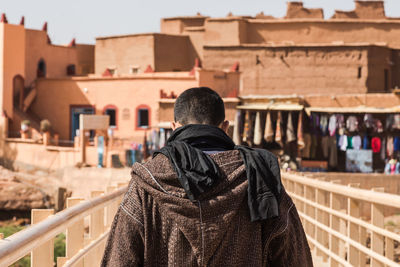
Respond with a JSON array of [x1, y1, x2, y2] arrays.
[[1, 0, 400, 45]]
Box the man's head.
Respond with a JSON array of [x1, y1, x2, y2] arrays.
[[172, 87, 229, 131]]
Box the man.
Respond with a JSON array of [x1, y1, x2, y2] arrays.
[[102, 87, 312, 266]]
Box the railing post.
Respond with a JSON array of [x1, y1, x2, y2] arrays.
[[64, 197, 85, 267], [31, 209, 54, 267], [316, 186, 329, 261], [385, 225, 394, 264], [304, 186, 316, 250], [371, 187, 385, 267], [84, 191, 105, 267], [329, 181, 341, 267], [106, 186, 118, 227], [347, 183, 360, 266]]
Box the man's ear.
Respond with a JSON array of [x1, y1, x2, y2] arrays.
[[171, 121, 182, 131], [220, 120, 229, 133]]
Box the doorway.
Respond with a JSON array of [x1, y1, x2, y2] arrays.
[[70, 106, 95, 140]]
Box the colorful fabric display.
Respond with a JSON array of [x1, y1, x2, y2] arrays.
[[371, 137, 381, 153], [253, 112, 263, 145], [232, 111, 241, 145], [264, 111, 274, 142], [286, 112, 296, 143], [328, 136, 338, 168], [328, 115, 337, 136], [321, 136, 329, 158], [347, 136, 353, 149]]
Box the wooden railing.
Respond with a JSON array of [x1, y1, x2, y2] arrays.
[[282, 172, 400, 267], [0, 183, 128, 267]]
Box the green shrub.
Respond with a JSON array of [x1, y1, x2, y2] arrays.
[[1, 225, 66, 267]]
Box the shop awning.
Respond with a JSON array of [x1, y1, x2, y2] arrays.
[[305, 106, 400, 114], [237, 103, 304, 111]]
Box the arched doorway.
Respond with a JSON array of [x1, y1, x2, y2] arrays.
[[37, 59, 46, 78], [13, 75, 25, 110]]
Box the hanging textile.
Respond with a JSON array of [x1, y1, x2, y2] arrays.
[[242, 111, 250, 143], [297, 112, 305, 149], [328, 115, 337, 137], [387, 136, 394, 157], [346, 116, 359, 132], [364, 114, 374, 129], [371, 137, 381, 153], [286, 112, 296, 143], [394, 114, 400, 129], [352, 135, 362, 150], [381, 138, 386, 161], [320, 115, 328, 136], [328, 136, 338, 168], [264, 111, 274, 142], [232, 111, 241, 145], [302, 133, 311, 158], [321, 136, 329, 158], [253, 112, 263, 145], [275, 111, 282, 145], [338, 135, 348, 151]]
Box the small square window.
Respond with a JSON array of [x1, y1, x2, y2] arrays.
[[130, 67, 139, 74]]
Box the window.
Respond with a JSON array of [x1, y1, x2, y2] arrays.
[[67, 64, 76, 76], [103, 105, 117, 128], [357, 67, 362, 79], [138, 108, 149, 128], [37, 59, 46, 78], [135, 105, 151, 130], [130, 66, 139, 74]]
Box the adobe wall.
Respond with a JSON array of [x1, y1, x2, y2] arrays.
[[154, 35, 196, 72], [95, 35, 155, 75], [161, 17, 206, 35], [229, 20, 400, 49], [2, 23, 26, 119], [183, 28, 205, 60], [75, 44, 95, 75], [197, 69, 240, 98], [304, 93, 400, 108], [33, 76, 198, 141], [204, 19, 247, 46], [24, 29, 78, 85], [367, 46, 393, 92], [204, 45, 370, 96]]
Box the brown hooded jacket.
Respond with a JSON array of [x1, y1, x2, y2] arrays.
[[101, 150, 312, 266]]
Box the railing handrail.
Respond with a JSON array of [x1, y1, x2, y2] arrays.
[[283, 172, 400, 208], [0, 186, 127, 267]]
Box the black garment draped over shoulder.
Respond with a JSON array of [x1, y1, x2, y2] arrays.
[[154, 124, 282, 222]]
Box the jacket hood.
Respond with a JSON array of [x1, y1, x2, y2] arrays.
[[131, 150, 248, 265]]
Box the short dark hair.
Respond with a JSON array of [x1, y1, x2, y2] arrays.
[[174, 87, 225, 126]]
